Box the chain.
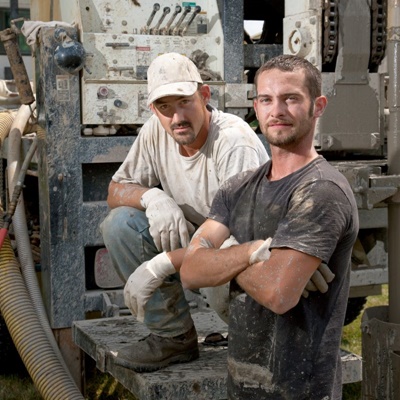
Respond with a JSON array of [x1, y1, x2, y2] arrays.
[[322, 0, 386, 69], [369, 0, 387, 70], [322, 0, 339, 64]]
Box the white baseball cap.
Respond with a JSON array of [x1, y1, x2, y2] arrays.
[[146, 52, 203, 106]]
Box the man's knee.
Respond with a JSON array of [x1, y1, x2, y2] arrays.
[[101, 206, 145, 244]]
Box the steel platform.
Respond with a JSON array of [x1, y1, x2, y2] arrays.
[[73, 310, 229, 400], [73, 308, 362, 400]]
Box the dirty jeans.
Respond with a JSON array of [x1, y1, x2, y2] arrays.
[[100, 206, 230, 337]]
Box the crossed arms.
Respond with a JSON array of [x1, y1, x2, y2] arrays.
[[180, 218, 322, 315]]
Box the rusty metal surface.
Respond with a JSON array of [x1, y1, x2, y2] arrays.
[[36, 26, 134, 327], [0, 28, 34, 105], [54, 327, 85, 392]]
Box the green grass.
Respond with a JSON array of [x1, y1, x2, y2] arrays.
[[0, 286, 389, 400], [0, 375, 42, 400], [0, 367, 137, 400]]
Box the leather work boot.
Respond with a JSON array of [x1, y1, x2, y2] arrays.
[[113, 325, 199, 372]]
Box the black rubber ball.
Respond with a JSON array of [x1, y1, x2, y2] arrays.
[[54, 40, 86, 74]]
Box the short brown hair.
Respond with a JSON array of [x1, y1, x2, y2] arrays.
[[254, 55, 322, 101]]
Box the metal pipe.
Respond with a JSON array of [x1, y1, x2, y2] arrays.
[[386, 0, 400, 323], [0, 28, 34, 105]]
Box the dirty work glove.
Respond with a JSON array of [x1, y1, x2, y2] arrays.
[[141, 188, 195, 252], [302, 263, 335, 298], [248, 239, 335, 298], [220, 235, 239, 249], [249, 237, 273, 264], [124, 252, 176, 322]]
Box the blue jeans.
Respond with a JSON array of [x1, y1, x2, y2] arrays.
[[100, 206, 194, 337]]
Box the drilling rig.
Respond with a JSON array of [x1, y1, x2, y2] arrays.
[[0, 0, 397, 398]]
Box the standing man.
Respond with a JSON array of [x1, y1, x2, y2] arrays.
[[100, 52, 269, 372], [181, 55, 359, 398]]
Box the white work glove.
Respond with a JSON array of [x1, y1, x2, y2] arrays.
[[141, 188, 195, 252], [220, 235, 239, 249], [124, 252, 176, 322], [249, 237, 273, 264], [248, 238, 335, 298]]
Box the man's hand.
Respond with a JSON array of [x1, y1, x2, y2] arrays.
[[124, 252, 176, 322], [248, 238, 335, 297], [141, 188, 195, 251]]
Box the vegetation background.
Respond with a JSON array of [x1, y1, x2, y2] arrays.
[[0, 286, 388, 400]]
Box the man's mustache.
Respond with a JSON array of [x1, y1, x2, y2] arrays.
[[171, 122, 191, 129]]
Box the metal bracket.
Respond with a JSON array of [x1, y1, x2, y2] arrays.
[[101, 292, 120, 318]]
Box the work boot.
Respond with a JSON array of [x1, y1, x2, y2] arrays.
[[113, 325, 199, 372]]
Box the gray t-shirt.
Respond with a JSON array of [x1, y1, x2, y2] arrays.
[[112, 106, 269, 226], [209, 156, 359, 399]]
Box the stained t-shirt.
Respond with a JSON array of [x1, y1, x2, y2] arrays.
[[112, 106, 269, 226], [209, 156, 359, 400]]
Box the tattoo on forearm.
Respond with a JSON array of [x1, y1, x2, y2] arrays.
[[200, 237, 214, 249]]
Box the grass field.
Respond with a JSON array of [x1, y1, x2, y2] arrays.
[[0, 286, 389, 400]]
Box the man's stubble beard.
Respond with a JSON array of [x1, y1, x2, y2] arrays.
[[261, 104, 314, 147], [172, 130, 197, 145]]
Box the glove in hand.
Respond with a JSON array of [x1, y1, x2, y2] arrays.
[[302, 263, 335, 298], [249, 237, 273, 264], [124, 252, 176, 322], [248, 239, 335, 298], [141, 188, 194, 252], [220, 235, 239, 249]]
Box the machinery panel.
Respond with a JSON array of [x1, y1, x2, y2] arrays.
[[283, 9, 322, 67], [73, 0, 224, 125], [81, 79, 223, 126], [81, 33, 223, 124]]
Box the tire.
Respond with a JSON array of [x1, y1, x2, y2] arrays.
[[344, 296, 367, 326]]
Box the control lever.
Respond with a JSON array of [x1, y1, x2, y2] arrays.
[[141, 3, 160, 34], [150, 7, 170, 35], [0, 24, 35, 105], [180, 6, 201, 36], [161, 5, 182, 35], [171, 6, 191, 36]]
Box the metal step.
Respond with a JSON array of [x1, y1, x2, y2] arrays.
[[73, 310, 362, 400]]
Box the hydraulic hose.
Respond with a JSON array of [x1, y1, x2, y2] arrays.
[[0, 228, 83, 399], [0, 110, 16, 218], [1, 103, 84, 399], [0, 136, 37, 248], [0, 110, 15, 144]]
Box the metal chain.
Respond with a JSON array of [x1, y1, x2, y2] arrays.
[[369, 0, 387, 69], [322, 0, 339, 64]]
